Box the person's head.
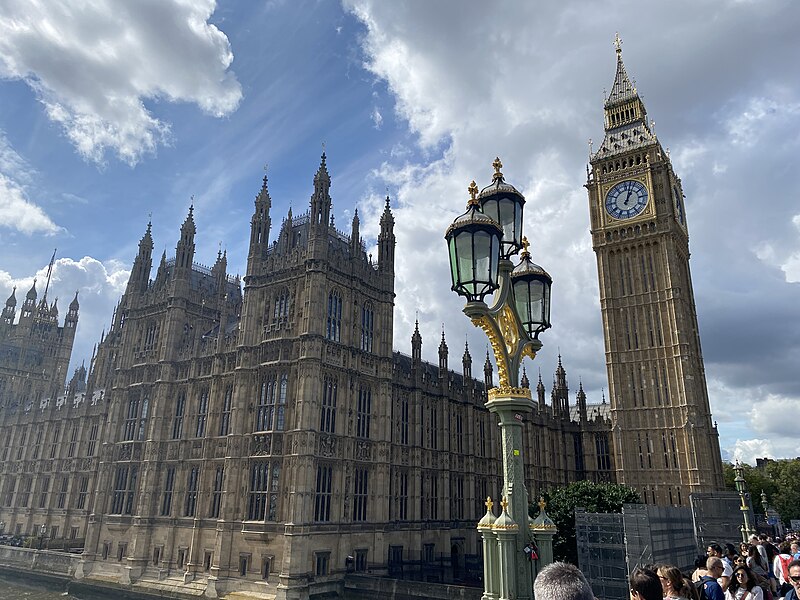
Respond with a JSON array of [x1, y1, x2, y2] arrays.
[[725, 543, 737, 558], [533, 561, 594, 600], [629, 568, 662, 600], [694, 555, 708, 570], [749, 534, 760, 545], [792, 542, 799, 555], [735, 555, 747, 567], [730, 565, 756, 592], [706, 557, 724, 578], [707, 543, 723, 557], [789, 560, 800, 596], [657, 565, 689, 597], [779, 541, 792, 554]]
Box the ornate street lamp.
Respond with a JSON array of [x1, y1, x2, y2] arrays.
[[446, 158, 552, 600], [38, 523, 47, 550], [733, 461, 755, 542], [445, 181, 503, 303]]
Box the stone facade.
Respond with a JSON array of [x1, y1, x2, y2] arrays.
[[0, 155, 611, 599], [586, 42, 724, 503]]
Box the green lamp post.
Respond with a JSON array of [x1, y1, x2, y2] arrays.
[[446, 158, 552, 600]]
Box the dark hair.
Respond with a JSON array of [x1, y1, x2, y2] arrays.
[[748, 545, 766, 570], [779, 541, 792, 554], [694, 555, 709, 569], [629, 568, 662, 600], [729, 565, 757, 593], [789, 559, 800, 570], [708, 543, 723, 554], [725, 543, 737, 556]]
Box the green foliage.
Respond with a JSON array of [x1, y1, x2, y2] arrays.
[[533, 480, 641, 564], [722, 460, 800, 524]]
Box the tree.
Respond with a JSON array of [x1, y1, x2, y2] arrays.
[[535, 480, 641, 564], [722, 460, 800, 524]]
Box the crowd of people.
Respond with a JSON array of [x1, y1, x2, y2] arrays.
[[533, 533, 800, 600]]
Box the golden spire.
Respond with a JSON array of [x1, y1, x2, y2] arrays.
[[500, 496, 509, 511], [538, 496, 546, 512], [485, 496, 494, 511], [521, 236, 530, 257], [492, 157, 504, 181], [613, 32, 623, 55], [468, 180, 479, 206]]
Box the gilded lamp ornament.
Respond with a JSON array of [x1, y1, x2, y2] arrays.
[[445, 159, 552, 392]]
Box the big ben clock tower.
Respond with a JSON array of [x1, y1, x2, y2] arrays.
[[587, 35, 724, 504]]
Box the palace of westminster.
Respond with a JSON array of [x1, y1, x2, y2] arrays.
[[0, 45, 724, 598]]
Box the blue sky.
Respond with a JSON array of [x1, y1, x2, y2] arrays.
[[1, 0, 799, 464]]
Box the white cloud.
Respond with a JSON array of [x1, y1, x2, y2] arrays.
[[0, 134, 59, 234], [371, 106, 383, 129], [0, 0, 242, 165]]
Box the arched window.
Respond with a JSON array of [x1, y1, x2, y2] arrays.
[[320, 376, 337, 433], [326, 291, 342, 342], [357, 386, 371, 439], [273, 289, 290, 323], [360, 303, 374, 352]]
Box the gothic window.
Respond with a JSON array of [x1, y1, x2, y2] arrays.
[[574, 433, 585, 474], [2, 477, 16, 507], [654, 365, 662, 406], [397, 471, 408, 521], [648, 253, 657, 290], [184, 466, 200, 517], [248, 461, 280, 521], [38, 476, 50, 509], [353, 467, 368, 522], [429, 405, 438, 450], [632, 310, 640, 349], [398, 394, 409, 445], [110, 466, 138, 515], [451, 476, 464, 520], [640, 253, 648, 292], [76, 476, 89, 510], [256, 376, 276, 432], [273, 289, 290, 323], [662, 432, 669, 468], [478, 420, 486, 457], [455, 414, 464, 454], [210, 467, 224, 518], [1, 431, 10, 461], [15, 426, 27, 460], [314, 464, 333, 522], [624, 312, 631, 350], [647, 310, 655, 347], [319, 376, 337, 434], [276, 374, 287, 431], [360, 303, 374, 352], [355, 549, 368, 572], [429, 475, 438, 519], [195, 388, 209, 437], [630, 366, 637, 406], [637, 434, 644, 469], [646, 434, 653, 469], [32, 427, 43, 460], [326, 290, 342, 342], [172, 390, 186, 439], [315, 552, 330, 577], [123, 393, 140, 441], [56, 477, 69, 509], [161, 467, 175, 516], [87, 422, 99, 456], [670, 433, 679, 469], [356, 386, 371, 439], [661, 364, 669, 402], [219, 385, 233, 436], [595, 434, 611, 471]]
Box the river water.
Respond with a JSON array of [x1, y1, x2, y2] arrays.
[[0, 574, 76, 599]]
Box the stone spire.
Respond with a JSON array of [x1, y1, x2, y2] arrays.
[[65, 291, 79, 329], [175, 205, 196, 273], [128, 220, 154, 294], [411, 318, 422, 366], [247, 172, 272, 274], [462, 340, 472, 380], [537, 371, 546, 411], [484, 350, 493, 390], [577, 379, 587, 422], [310, 152, 332, 231], [1, 287, 16, 325], [350, 208, 361, 256], [605, 33, 637, 108], [438, 327, 448, 376], [378, 195, 395, 273], [521, 366, 530, 389]]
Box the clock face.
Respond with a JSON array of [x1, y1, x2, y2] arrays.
[[605, 180, 648, 220], [673, 186, 685, 224]]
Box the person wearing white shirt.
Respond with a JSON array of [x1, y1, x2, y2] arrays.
[[724, 566, 764, 600]]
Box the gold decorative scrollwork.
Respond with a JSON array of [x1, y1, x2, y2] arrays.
[[470, 314, 510, 387], [498, 304, 519, 358], [487, 386, 532, 401], [522, 344, 538, 361]]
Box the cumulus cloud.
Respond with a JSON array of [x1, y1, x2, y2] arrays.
[[0, 0, 242, 165], [343, 0, 800, 458], [0, 134, 59, 234]]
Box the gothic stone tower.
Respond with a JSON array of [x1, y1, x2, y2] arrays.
[[586, 38, 723, 504]]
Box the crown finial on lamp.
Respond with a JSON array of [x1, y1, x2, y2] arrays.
[[492, 156, 503, 180]]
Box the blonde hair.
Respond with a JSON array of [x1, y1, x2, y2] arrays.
[[657, 565, 695, 599]]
